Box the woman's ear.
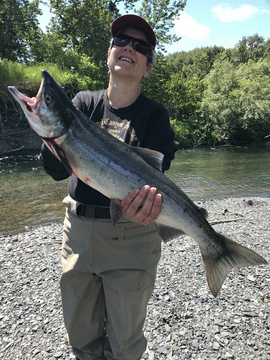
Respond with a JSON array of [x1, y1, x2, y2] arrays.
[[144, 64, 153, 78]]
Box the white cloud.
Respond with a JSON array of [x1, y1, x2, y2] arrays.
[[212, 3, 260, 22], [173, 11, 210, 40]]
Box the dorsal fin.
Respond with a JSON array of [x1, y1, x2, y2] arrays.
[[132, 147, 164, 171]]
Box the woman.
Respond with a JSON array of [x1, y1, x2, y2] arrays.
[[40, 14, 178, 360]]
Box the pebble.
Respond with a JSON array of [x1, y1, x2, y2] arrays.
[[0, 197, 269, 360]]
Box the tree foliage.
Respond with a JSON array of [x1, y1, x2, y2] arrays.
[[164, 35, 270, 146], [225, 34, 269, 65], [136, 0, 186, 52], [0, 0, 41, 62], [47, 0, 118, 66], [32, 0, 186, 87], [201, 58, 270, 144], [1, 1, 270, 148], [167, 46, 225, 80]]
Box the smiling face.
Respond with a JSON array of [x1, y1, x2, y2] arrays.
[[108, 27, 153, 83]]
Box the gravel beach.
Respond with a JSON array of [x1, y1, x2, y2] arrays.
[[0, 197, 269, 360]]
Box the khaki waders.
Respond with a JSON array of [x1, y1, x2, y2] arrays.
[[61, 196, 161, 360]]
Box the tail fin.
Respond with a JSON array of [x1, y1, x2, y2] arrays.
[[201, 233, 267, 297]]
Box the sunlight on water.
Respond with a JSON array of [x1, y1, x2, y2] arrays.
[[167, 144, 270, 200], [0, 153, 69, 235], [1, 144, 270, 234]]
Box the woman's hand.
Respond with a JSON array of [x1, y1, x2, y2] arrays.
[[116, 185, 162, 226]]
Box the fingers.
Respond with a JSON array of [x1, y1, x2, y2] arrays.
[[142, 192, 162, 225], [120, 185, 162, 225], [119, 188, 141, 213]]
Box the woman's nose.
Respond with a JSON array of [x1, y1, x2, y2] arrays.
[[123, 40, 134, 52]]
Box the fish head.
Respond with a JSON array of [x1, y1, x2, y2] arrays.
[[8, 70, 73, 139]]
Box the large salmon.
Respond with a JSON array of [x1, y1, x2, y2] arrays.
[[8, 70, 267, 297]]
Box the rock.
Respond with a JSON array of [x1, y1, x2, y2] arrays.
[[54, 352, 63, 358]]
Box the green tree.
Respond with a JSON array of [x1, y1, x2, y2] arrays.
[[137, 0, 186, 52], [0, 0, 41, 62], [201, 60, 244, 144], [36, 0, 186, 90], [201, 58, 270, 144], [141, 54, 171, 104], [235, 59, 270, 141], [264, 38, 270, 56], [48, 0, 118, 66], [223, 34, 267, 65], [167, 46, 225, 80], [142, 54, 207, 147], [46, 0, 186, 64], [166, 74, 206, 146]]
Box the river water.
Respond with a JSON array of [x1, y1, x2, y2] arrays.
[[1, 143, 270, 235]]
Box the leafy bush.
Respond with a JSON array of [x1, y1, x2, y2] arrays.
[[170, 119, 192, 148]]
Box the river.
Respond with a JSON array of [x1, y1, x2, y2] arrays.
[[1, 143, 270, 235]]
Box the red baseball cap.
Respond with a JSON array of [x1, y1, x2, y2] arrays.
[[110, 14, 156, 48]]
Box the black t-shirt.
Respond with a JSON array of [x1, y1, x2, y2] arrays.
[[41, 90, 178, 206]]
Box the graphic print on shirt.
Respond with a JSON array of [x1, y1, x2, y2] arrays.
[[97, 118, 139, 145]]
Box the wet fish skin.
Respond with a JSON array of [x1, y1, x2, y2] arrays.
[[8, 70, 267, 297]]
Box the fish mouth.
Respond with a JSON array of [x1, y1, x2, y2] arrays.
[[8, 76, 44, 114], [8, 87, 36, 113], [8, 76, 47, 136]]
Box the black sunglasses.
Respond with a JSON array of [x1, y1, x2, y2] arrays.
[[112, 34, 152, 57]]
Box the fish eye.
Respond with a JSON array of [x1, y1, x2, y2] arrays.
[[45, 95, 52, 104]]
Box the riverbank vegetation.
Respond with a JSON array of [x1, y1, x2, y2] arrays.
[[1, 0, 270, 148]]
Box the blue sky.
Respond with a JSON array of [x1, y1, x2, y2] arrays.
[[166, 0, 270, 53], [39, 1, 270, 54]]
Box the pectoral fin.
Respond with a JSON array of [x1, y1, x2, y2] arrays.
[[110, 199, 123, 225], [43, 139, 72, 175]]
